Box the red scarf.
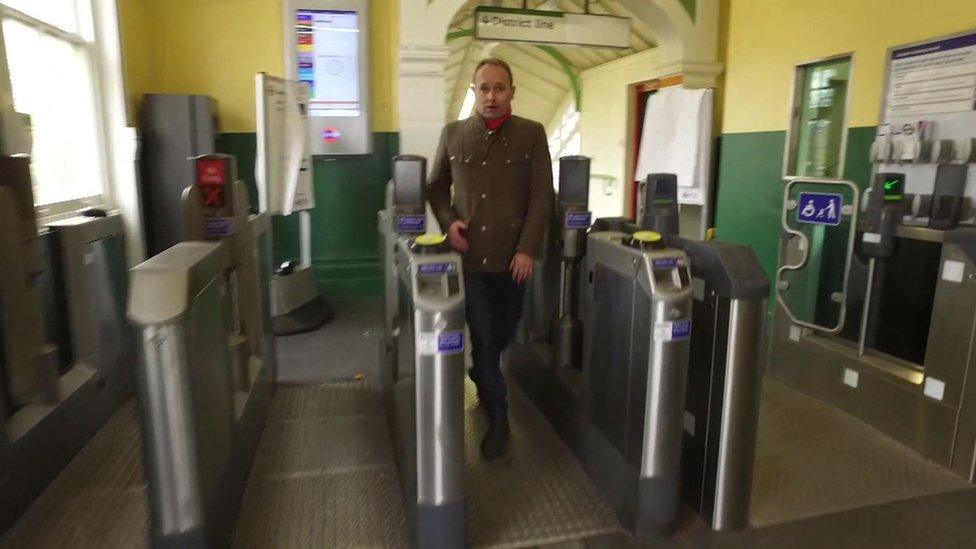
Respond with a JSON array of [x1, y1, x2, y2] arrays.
[[484, 110, 512, 132]]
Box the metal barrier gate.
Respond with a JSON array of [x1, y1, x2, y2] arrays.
[[580, 229, 693, 537], [128, 155, 275, 547], [381, 156, 466, 548]]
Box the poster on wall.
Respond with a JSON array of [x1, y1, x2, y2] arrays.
[[256, 73, 315, 215]]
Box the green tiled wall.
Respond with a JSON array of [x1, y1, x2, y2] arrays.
[[713, 126, 876, 302]]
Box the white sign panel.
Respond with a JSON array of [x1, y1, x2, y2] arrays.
[[256, 73, 315, 215], [474, 7, 629, 49], [885, 33, 976, 119]]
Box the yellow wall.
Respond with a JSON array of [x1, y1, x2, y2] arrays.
[[119, 0, 398, 133], [117, 0, 155, 124], [722, 0, 976, 134], [579, 48, 667, 218]]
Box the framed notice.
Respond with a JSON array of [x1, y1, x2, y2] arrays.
[[256, 73, 315, 215]]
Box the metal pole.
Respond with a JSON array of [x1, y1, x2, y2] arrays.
[[858, 258, 875, 356], [299, 210, 312, 269]]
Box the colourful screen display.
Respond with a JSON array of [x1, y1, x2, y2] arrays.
[[296, 9, 361, 117]]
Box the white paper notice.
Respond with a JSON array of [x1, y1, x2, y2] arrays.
[[886, 34, 976, 118], [255, 74, 315, 215]]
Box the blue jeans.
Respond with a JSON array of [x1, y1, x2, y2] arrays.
[[464, 271, 526, 421]]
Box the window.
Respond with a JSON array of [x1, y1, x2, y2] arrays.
[[784, 55, 853, 178], [548, 103, 580, 186], [457, 87, 475, 120], [0, 1, 107, 210]]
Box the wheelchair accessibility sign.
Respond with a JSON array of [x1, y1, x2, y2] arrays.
[[796, 192, 843, 226]]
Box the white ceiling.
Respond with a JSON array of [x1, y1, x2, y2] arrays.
[[444, 0, 657, 126]]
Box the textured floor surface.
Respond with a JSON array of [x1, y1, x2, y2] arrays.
[[748, 377, 970, 527], [275, 298, 384, 383], [233, 381, 409, 548], [464, 377, 625, 548], [0, 400, 149, 549]]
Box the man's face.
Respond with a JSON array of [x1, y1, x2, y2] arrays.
[[473, 64, 515, 120]]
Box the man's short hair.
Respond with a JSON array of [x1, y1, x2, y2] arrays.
[[472, 57, 514, 86]]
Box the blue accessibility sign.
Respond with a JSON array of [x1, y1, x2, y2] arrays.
[[796, 192, 843, 226]]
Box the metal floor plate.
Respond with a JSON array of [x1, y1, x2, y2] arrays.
[[465, 376, 624, 548], [234, 380, 409, 548], [750, 378, 971, 527], [0, 400, 149, 549], [269, 380, 385, 419]]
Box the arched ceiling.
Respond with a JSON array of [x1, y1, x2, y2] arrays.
[[444, 0, 657, 126]]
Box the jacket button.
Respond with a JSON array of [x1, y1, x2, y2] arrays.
[[481, 161, 487, 166], [481, 226, 486, 232], [481, 193, 486, 199], [482, 258, 487, 265]]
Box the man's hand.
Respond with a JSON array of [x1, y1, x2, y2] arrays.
[[448, 220, 470, 253], [510, 252, 534, 283]]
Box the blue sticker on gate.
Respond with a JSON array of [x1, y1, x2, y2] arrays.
[[418, 262, 457, 275], [796, 192, 843, 226], [672, 319, 692, 340], [438, 331, 464, 354], [653, 257, 677, 269], [203, 217, 233, 238], [395, 214, 426, 234], [564, 211, 592, 229]]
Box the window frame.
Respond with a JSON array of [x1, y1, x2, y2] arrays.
[[782, 52, 855, 180], [0, 1, 114, 221]]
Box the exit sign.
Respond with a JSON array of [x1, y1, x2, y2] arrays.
[[474, 7, 630, 49]]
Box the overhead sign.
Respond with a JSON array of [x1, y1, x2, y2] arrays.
[[474, 6, 630, 49]]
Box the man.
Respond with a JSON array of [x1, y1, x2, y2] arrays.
[[427, 58, 554, 460]]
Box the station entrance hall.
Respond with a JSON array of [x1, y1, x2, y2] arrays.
[[2, 0, 976, 547]]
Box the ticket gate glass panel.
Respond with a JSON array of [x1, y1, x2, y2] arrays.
[[776, 178, 860, 333]]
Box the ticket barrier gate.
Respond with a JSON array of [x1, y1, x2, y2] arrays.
[[128, 154, 275, 547], [381, 156, 466, 548], [639, 174, 768, 531], [580, 230, 693, 537], [379, 155, 428, 385], [769, 174, 976, 481], [0, 155, 133, 536], [522, 156, 591, 369]]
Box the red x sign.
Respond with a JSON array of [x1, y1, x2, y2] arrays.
[[200, 184, 224, 207]]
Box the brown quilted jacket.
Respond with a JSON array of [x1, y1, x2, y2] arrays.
[[426, 115, 554, 273]]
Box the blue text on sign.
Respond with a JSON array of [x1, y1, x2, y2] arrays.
[[438, 331, 464, 354], [396, 214, 426, 234], [565, 211, 592, 229]]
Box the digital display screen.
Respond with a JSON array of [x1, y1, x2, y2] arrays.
[[882, 175, 904, 202], [394, 160, 424, 206], [296, 9, 361, 117]]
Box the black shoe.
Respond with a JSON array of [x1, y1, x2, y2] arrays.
[[480, 418, 511, 461]]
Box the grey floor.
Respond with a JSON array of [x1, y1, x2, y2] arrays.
[[276, 297, 385, 382], [0, 400, 149, 549], [233, 381, 409, 548], [6, 297, 975, 548]]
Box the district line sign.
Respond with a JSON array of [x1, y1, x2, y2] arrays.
[[474, 6, 630, 49]]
